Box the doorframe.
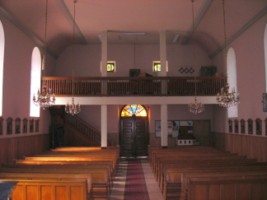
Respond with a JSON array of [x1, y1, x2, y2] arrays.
[[119, 104, 149, 157]]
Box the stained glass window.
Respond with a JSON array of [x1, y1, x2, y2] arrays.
[[121, 104, 147, 117]]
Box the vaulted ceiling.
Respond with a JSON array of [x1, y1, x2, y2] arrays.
[[0, 0, 266, 59]]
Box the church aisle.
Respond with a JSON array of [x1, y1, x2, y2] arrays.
[[141, 160, 164, 200], [110, 160, 128, 200], [110, 158, 164, 200]]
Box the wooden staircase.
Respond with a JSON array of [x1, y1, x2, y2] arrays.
[[49, 106, 101, 147], [64, 115, 101, 146]]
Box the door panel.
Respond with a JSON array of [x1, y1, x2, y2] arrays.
[[120, 117, 148, 157], [134, 118, 148, 156], [121, 119, 135, 157]]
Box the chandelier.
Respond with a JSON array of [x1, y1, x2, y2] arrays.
[[188, 0, 204, 114], [33, 0, 56, 109], [33, 87, 55, 110], [217, 83, 239, 108], [216, 0, 240, 107], [65, 0, 81, 116], [188, 78, 205, 114], [189, 97, 205, 114], [65, 97, 81, 116]]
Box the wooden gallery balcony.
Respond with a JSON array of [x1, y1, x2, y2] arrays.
[[43, 76, 226, 97]]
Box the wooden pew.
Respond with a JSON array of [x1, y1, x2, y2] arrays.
[[181, 172, 267, 200], [29, 147, 119, 169], [149, 146, 227, 173], [159, 156, 259, 187], [148, 146, 267, 200], [2, 147, 120, 200], [0, 177, 88, 200], [164, 164, 267, 200], [156, 154, 252, 184], [6, 161, 113, 199], [2, 163, 111, 196]]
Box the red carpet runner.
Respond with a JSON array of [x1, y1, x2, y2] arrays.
[[124, 159, 149, 200]]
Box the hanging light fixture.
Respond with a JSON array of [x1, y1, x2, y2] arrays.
[[65, 95, 81, 116], [33, 87, 55, 110], [188, 0, 204, 114], [188, 78, 205, 114], [65, 73, 81, 116], [33, 0, 56, 109], [217, 83, 239, 107], [216, 0, 240, 108], [65, 0, 81, 116]]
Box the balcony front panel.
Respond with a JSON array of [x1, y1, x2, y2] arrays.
[[43, 76, 226, 97]]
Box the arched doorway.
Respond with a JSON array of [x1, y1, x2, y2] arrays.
[[119, 104, 149, 158]]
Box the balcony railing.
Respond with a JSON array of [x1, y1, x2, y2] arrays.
[[42, 76, 226, 97]]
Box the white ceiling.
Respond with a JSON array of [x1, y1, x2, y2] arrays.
[[0, 0, 266, 58]]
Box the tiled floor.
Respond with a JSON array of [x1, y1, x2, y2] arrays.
[[110, 159, 164, 200]]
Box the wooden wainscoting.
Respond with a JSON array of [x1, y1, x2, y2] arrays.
[[0, 134, 49, 165], [214, 132, 267, 162]]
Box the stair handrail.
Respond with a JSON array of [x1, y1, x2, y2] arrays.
[[65, 114, 101, 146]]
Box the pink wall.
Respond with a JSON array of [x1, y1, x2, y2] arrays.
[[2, 17, 34, 118], [55, 44, 101, 77], [0, 16, 54, 141], [232, 16, 266, 119], [56, 43, 212, 77]]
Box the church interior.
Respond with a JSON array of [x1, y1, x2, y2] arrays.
[[0, 0, 267, 199]]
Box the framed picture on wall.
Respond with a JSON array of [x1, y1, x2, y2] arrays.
[[155, 120, 161, 137], [155, 120, 179, 137]]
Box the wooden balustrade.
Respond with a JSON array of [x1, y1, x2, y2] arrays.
[[43, 76, 226, 96]]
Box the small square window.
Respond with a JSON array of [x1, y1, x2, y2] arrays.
[[107, 61, 116, 72], [152, 61, 168, 72], [153, 61, 161, 72]]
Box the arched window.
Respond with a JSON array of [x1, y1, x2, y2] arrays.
[[264, 24, 267, 91], [120, 104, 147, 117], [0, 21, 5, 116], [30, 47, 42, 117], [227, 48, 238, 118]]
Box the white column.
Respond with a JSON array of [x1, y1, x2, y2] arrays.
[[101, 105, 107, 148], [101, 31, 108, 77], [100, 31, 108, 148], [159, 30, 167, 76], [160, 104, 168, 147], [101, 31, 108, 95], [159, 31, 167, 95], [159, 31, 168, 147]]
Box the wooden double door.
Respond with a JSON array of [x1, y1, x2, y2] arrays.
[[119, 117, 148, 158]]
